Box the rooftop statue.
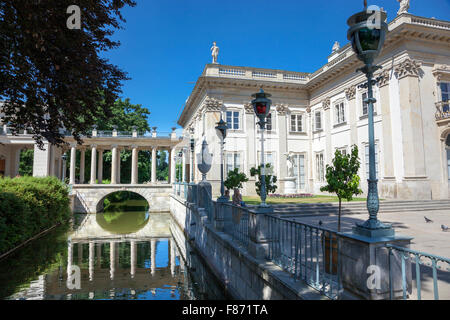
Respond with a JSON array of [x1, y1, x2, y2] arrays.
[[397, 0, 410, 15], [332, 41, 340, 53], [211, 42, 219, 64]]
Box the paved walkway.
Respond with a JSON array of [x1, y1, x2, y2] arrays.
[[290, 209, 450, 300]]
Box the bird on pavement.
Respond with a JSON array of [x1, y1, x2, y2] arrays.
[[442, 225, 449, 232], [424, 216, 433, 223]]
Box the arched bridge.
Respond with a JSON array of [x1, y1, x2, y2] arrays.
[[71, 184, 173, 213]]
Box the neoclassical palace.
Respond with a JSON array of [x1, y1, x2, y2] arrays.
[[178, 12, 450, 200]]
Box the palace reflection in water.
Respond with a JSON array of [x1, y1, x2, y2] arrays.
[[1, 205, 227, 300]]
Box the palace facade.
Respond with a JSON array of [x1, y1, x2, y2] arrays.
[[178, 13, 450, 200]]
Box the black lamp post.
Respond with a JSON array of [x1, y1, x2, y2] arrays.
[[251, 89, 272, 208], [215, 116, 228, 202], [190, 129, 195, 184], [347, 2, 393, 238], [177, 151, 183, 182]]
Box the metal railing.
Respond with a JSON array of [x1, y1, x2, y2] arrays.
[[223, 204, 249, 247], [266, 215, 341, 300], [387, 244, 450, 300], [173, 182, 188, 200]]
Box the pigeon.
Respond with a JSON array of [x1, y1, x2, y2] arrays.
[[424, 216, 433, 223], [442, 225, 449, 232], [318, 220, 323, 226]]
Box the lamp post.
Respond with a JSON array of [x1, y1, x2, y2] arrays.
[[178, 151, 183, 182], [347, 2, 394, 238], [190, 130, 195, 184], [251, 89, 272, 209], [215, 116, 228, 202]]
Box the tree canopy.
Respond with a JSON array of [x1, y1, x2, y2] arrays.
[[0, 0, 136, 148]]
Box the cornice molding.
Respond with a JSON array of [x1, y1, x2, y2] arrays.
[[394, 58, 422, 79], [432, 64, 450, 82], [276, 104, 289, 115], [201, 96, 224, 113]]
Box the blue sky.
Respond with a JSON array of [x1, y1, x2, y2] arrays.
[[102, 0, 450, 132]]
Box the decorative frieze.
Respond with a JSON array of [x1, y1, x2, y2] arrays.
[[377, 69, 391, 87], [276, 104, 289, 115], [202, 96, 223, 112], [345, 85, 356, 100], [244, 103, 254, 114], [394, 58, 422, 79], [322, 98, 331, 110]]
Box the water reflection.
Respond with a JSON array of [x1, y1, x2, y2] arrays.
[[0, 199, 228, 300]]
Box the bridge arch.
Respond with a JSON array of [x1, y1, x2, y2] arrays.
[[72, 185, 173, 214], [96, 190, 151, 213]]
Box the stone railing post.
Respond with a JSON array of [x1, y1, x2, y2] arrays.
[[248, 207, 273, 259], [338, 233, 413, 300], [112, 125, 118, 137], [92, 125, 98, 137], [132, 126, 137, 138], [152, 127, 157, 138]]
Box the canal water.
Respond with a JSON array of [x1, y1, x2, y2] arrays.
[[0, 199, 228, 300]]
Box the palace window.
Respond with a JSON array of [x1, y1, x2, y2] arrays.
[[258, 152, 275, 175], [337, 147, 348, 156], [314, 111, 322, 131], [441, 82, 450, 112], [365, 143, 379, 179], [226, 153, 241, 174], [335, 102, 345, 124], [361, 92, 377, 116], [290, 114, 303, 132], [266, 113, 273, 131], [226, 111, 240, 130], [316, 153, 324, 182], [292, 154, 306, 190]]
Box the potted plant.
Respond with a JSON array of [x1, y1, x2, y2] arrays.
[[224, 168, 249, 200], [320, 145, 362, 274], [250, 163, 278, 198]]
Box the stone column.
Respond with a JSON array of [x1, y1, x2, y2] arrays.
[[67, 240, 73, 282], [97, 149, 103, 184], [245, 104, 257, 176], [276, 106, 288, 192], [394, 59, 429, 198], [110, 241, 115, 280], [117, 148, 121, 184], [151, 240, 156, 276], [130, 241, 136, 279], [111, 145, 118, 184], [62, 152, 67, 182], [170, 147, 176, 183], [96, 243, 101, 267], [151, 147, 157, 183], [69, 144, 76, 185], [79, 148, 85, 184], [182, 150, 187, 182], [89, 241, 94, 281], [90, 145, 97, 184], [323, 99, 332, 164], [131, 145, 138, 185], [345, 86, 358, 146]]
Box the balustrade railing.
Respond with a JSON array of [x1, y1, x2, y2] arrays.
[[435, 101, 450, 121], [223, 204, 249, 247], [173, 182, 188, 200], [266, 215, 341, 300], [387, 244, 450, 300]]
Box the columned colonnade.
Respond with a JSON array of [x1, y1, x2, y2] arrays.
[[68, 142, 188, 185]]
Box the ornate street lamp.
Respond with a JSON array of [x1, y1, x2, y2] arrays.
[[215, 116, 228, 202], [190, 129, 195, 184], [251, 89, 272, 208], [178, 151, 183, 182], [347, 2, 393, 237]]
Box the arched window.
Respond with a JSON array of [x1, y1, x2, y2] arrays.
[[446, 134, 450, 147]]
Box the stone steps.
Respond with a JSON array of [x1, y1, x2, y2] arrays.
[[271, 200, 450, 216]]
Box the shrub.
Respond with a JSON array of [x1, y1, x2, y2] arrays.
[[0, 176, 71, 255], [224, 168, 249, 191]]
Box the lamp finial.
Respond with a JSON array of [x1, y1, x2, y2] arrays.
[[364, 0, 367, 9]]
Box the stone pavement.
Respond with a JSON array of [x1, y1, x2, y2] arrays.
[[290, 209, 450, 300]]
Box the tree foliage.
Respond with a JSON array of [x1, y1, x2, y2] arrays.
[[320, 145, 362, 232], [0, 0, 136, 148], [250, 164, 278, 196], [224, 168, 249, 191]]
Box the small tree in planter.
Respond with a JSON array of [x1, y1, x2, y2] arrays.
[[224, 168, 249, 198], [250, 164, 278, 197], [320, 145, 362, 274]]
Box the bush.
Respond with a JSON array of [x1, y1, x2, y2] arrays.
[[0, 176, 71, 255]]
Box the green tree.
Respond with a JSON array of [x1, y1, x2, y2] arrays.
[[156, 151, 168, 181], [250, 164, 278, 197], [224, 168, 249, 191], [320, 145, 363, 232], [19, 149, 34, 176], [0, 1, 136, 148]]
